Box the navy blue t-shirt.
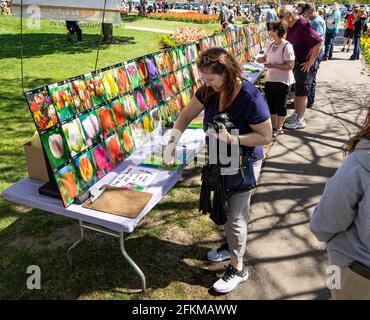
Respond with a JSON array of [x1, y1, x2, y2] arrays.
[[195, 80, 270, 162]]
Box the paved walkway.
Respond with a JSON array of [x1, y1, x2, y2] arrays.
[[123, 25, 172, 33], [228, 45, 370, 300]]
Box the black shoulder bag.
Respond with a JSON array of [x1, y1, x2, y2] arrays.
[[222, 146, 256, 193]]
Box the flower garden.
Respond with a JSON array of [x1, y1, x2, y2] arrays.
[[360, 32, 370, 66], [148, 11, 219, 24]]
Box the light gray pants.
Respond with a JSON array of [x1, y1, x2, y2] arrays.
[[224, 160, 262, 258]]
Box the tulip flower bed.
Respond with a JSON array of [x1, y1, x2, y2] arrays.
[[149, 12, 219, 24], [161, 27, 206, 48], [360, 33, 370, 66]]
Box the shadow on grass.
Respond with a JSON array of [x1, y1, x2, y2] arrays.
[[121, 14, 146, 23], [0, 228, 214, 299], [0, 33, 136, 60]]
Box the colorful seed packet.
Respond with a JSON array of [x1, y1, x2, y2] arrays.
[[174, 69, 185, 89], [163, 50, 173, 74], [190, 63, 201, 83], [74, 150, 98, 191], [175, 93, 185, 112], [161, 76, 173, 100], [55, 162, 81, 207], [62, 118, 88, 157], [130, 118, 148, 149], [168, 73, 179, 96], [40, 126, 70, 170], [117, 125, 136, 157], [135, 90, 149, 114], [185, 43, 197, 64], [140, 111, 154, 134], [79, 109, 102, 146], [25, 87, 59, 132], [110, 97, 126, 128], [144, 85, 159, 109], [84, 73, 106, 107], [177, 46, 187, 67], [96, 105, 117, 137], [168, 98, 181, 122], [125, 61, 142, 90], [150, 107, 161, 129], [137, 58, 150, 84], [158, 103, 172, 128], [145, 56, 159, 80], [105, 133, 125, 168], [182, 67, 193, 87], [181, 89, 190, 107], [122, 94, 139, 122], [90, 143, 112, 180], [113, 65, 131, 94], [48, 82, 75, 122], [70, 77, 92, 113], [151, 80, 164, 104], [154, 52, 167, 76], [101, 68, 120, 101], [170, 48, 180, 71]]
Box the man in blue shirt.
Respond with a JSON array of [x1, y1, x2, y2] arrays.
[[266, 4, 278, 31], [323, 4, 341, 60], [302, 3, 326, 108]]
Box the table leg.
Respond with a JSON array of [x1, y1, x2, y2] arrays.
[[119, 232, 147, 293], [67, 220, 84, 268]]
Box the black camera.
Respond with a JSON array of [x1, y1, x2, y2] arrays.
[[204, 113, 235, 133]]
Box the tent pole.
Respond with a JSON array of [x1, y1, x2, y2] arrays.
[[94, 0, 108, 72]]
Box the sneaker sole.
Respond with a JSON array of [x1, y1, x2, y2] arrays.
[[213, 272, 250, 294], [207, 255, 231, 262]]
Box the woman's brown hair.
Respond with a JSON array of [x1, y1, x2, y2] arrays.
[[196, 47, 242, 110], [344, 100, 370, 155]]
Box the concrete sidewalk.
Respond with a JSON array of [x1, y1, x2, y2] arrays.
[[229, 45, 370, 300]]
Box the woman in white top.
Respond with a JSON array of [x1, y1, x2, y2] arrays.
[[257, 20, 295, 136]]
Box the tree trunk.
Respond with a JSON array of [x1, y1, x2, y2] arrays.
[[102, 23, 113, 43]]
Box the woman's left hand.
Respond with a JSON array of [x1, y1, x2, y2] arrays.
[[211, 123, 237, 144]]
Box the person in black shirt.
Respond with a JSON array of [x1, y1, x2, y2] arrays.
[[350, 9, 368, 60]]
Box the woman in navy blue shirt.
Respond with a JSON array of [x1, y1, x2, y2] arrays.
[[164, 48, 272, 293]]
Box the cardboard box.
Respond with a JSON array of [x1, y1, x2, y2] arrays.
[[23, 141, 49, 182]]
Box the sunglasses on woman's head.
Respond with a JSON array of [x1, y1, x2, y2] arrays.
[[201, 56, 219, 65]]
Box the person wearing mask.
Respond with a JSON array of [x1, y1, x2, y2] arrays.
[[266, 4, 278, 31], [257, 20, 295, 137], [342, 7, 356, 53], [350, 9, 368, 61], [323, 3, 341, 61], [279, 5, 322, 130], [302, 3, 326, 109], [310, 105, 370, 300], [163, 48, 272, 293]]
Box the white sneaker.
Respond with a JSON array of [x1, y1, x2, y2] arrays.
[[284, 117, 306, 129], [284, 112, 298, 124], [213, 265, 249, 294], [207, 243, 231, 262]]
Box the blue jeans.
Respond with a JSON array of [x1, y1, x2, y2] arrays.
[[351, 35, 361, 60], [324, 32, 337, 59], [308, 56, 321, 106]]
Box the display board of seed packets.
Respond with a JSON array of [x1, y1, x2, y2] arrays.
[[198, 22, 269, 62], [25, 22, 267, 208], [25, 42, 203, 207]]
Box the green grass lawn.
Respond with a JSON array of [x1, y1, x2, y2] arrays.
[[0, 15, 222, 300]]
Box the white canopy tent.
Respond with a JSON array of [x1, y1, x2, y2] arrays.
[[11, 0, 122, 23]]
